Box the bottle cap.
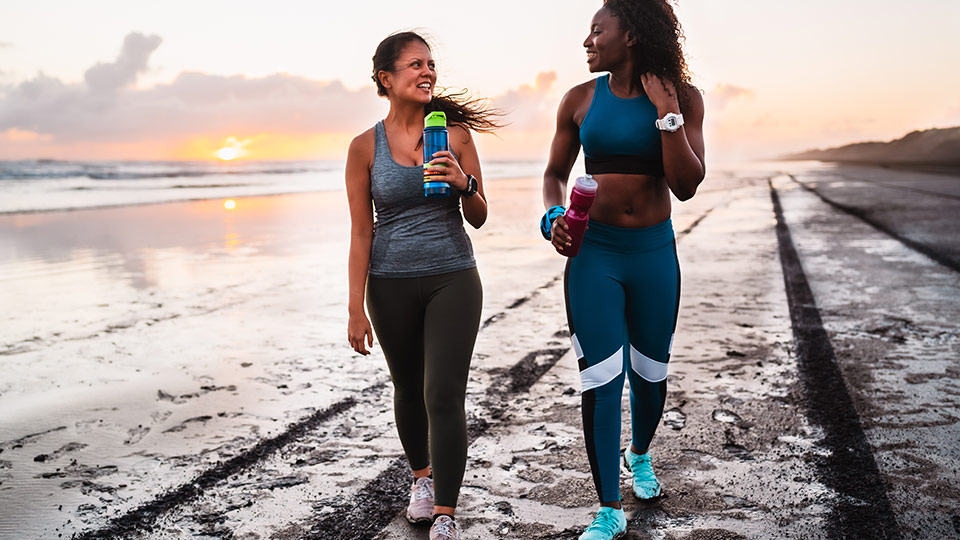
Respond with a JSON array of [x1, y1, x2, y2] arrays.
[[424, 111, 447, 128], [574, 175, 598, 193]]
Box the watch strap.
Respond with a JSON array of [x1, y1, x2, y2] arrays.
[[655, 113, 684, 132], [459, 175, 478, 197]]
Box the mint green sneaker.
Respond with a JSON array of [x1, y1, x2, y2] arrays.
[[623, 448, 662, 500], [579, 506, 627, 540]]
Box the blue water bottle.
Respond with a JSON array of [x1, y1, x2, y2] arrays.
[[423, 111, 451, 197]]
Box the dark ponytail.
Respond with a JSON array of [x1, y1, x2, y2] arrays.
[[372, 31, 503, 134]]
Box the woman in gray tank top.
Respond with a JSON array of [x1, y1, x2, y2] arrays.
[[345, 31, 502, 540]]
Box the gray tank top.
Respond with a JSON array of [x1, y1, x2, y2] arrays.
[[368, 121, 476, 278]]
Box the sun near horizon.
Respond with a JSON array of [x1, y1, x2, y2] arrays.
[[163, 133, 355, 162], [214, 137, 251, 161], [215, 147, 241, 161]]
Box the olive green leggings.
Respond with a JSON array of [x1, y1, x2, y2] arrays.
[[366, 267, 482, 508]]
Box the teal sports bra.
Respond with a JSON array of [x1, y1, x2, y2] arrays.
[[579, 74, 664, 177]]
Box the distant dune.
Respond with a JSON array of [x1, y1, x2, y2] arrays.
[[783, 127, 960, 167]]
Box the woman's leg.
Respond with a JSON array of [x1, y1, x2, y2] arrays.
[[624, 241, 681, 454], [421, 267, 483, 512], [366, 275, 430, 472], [565, 251, 629, 506]]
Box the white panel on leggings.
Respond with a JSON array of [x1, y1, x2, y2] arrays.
[[579, 346, 624, 392], [668, 333, 675, 353], [630, 345, 668, 382], [571, 333, 584, 360]]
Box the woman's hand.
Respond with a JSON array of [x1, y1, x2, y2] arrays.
[[348, 312, 374, 355], [425, 150, 469, 192], [640, 73, 680, 114], [551, 214, 572, 254]]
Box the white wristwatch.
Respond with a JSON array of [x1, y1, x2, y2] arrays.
[[655, 112, 684, 132]]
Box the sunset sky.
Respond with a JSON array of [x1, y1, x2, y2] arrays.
[[1, 0, 958, 162]]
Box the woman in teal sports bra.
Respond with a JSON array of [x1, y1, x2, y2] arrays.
[[541, 2, 705, 539]]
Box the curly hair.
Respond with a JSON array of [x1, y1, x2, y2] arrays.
[[602, 0, 693, 112], [372, 31, 503, 134]]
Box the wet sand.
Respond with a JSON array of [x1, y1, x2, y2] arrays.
[[1, 163, 958, 539]]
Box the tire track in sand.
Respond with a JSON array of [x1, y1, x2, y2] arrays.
[[769, 178, 900, 538]]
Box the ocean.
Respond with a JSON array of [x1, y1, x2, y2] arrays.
[[0, 159, 549, 214]]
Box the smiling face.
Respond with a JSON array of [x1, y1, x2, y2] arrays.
[[583, 6, 633, 73], [378, 40, 437, 105]]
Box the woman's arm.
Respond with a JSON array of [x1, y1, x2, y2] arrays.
[[345, 131, 375, 355], [543, 88, 584, 209], [543, 87, 585, 252], [643, 75, 706, 201], [429, 125, 487, 228]]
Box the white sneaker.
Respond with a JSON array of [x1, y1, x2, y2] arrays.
[[429, 515, 461, 540], [406, 476, 434, 524]]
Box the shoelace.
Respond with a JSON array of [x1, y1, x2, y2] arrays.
[[585, 511, 621, 534], [433, 517, 459, 537], [414, 478, 434, 501], [629, 453, 657, 482]]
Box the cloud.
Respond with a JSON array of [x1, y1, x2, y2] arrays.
[[84, 33, 162, 93], [469, 71, 560, 159], [706, 83, 753, 111], [490, 71, 559, 132], [0, 33, 569, 159], [1, 128, 52, 142], [0, 32, 387, 147]]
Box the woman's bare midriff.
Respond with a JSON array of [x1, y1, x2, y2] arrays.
[[589, 173, 672, 228]]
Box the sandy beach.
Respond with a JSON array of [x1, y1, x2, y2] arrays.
[[0, 170, 568, 538], [1, 163, 958, 539]]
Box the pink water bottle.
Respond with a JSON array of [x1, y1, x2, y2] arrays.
[[563, 175, 597, 257]]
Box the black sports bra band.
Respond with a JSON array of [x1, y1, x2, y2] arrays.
[[584, 154, 665, 177]]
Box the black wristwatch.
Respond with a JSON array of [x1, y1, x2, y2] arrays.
[[459, 174, 478, 197]]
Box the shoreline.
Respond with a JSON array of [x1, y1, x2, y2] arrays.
[[0, 173, 551, 217]]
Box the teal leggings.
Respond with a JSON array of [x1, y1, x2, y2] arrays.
[[366, 267, 482, 508], [564, 219, 680, 503]]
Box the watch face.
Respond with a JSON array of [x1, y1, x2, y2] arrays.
[[667, 117, 678, 128]]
